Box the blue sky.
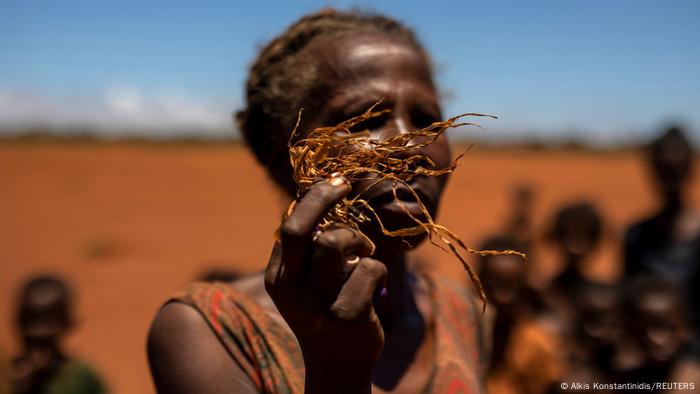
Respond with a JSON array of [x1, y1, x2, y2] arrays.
[[1, 0, 698, 143]]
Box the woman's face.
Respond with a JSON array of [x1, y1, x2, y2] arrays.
[[301, 33, 452, 242]]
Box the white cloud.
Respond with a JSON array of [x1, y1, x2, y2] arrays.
[[1, 87, 695, 146], [0, 86, 237, 137]]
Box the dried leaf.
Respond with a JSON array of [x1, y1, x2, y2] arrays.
[[282, 102, 526, 312]]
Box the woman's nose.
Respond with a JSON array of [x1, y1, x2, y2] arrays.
[[394, 117, 410, 135], [379, 115, 419, 146], [378, 120, 436, 167]]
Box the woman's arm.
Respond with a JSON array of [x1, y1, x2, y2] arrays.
[[147, 302, 258, 394], [148, 175, 386, 394]]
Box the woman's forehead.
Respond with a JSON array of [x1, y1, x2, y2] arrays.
[[345, 41, 419, 63], [306, 33, 433, 86]]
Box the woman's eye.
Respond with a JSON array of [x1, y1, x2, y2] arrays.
[[411, 110, 439, 130], [349, 112, 388, 133]]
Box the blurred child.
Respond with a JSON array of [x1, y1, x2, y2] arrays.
[[615, 275, 700, 392], [479, 235, 565, 394], [504, 183, 536, 252], [551, 282, 622, 393], [546, 202, 604, 314], [11, 275, 106, 394]]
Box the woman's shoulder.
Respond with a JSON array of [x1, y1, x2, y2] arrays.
[[147, 294, 261, 393], [171, 273, 271, 315], [148, 273, 304, 394]]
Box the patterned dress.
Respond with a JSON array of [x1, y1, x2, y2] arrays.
[[171, 274, 488, 393]]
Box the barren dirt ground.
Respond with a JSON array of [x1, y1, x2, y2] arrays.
[[1, 142, 698, 393]]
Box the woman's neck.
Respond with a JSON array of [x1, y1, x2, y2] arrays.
[[371, 248, 409, 327], [370, 247, 430, 390]]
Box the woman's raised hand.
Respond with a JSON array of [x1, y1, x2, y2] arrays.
[[265, 174, 387, 393]]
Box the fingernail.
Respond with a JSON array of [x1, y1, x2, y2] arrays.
[[312, 228, 322, 243], [379, 287, 388, 298], [328, 172, 349, 188]]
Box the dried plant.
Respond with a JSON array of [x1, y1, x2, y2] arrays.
[[282, 103, 526, 311]]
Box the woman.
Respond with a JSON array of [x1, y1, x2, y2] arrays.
[[148, 9, 488, 394]]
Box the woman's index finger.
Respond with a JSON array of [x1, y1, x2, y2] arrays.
[[278, 176, 351, 279]]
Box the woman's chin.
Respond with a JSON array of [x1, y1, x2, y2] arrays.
[[364, 227, 429, 255]]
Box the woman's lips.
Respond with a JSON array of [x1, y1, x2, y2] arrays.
[[378, 199, 426, 218], [358, 179, 435, 218]]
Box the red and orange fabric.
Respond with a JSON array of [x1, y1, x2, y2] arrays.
[[171, 274, 488, 394]]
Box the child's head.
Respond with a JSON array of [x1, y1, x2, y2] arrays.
[[548, 202, 603, 264], [648, 126, 694, 203], [16, 275, 73, 352], [623, 275, 689, 365], [573, 282, 621, 352], [478, 235, 528, 310]]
